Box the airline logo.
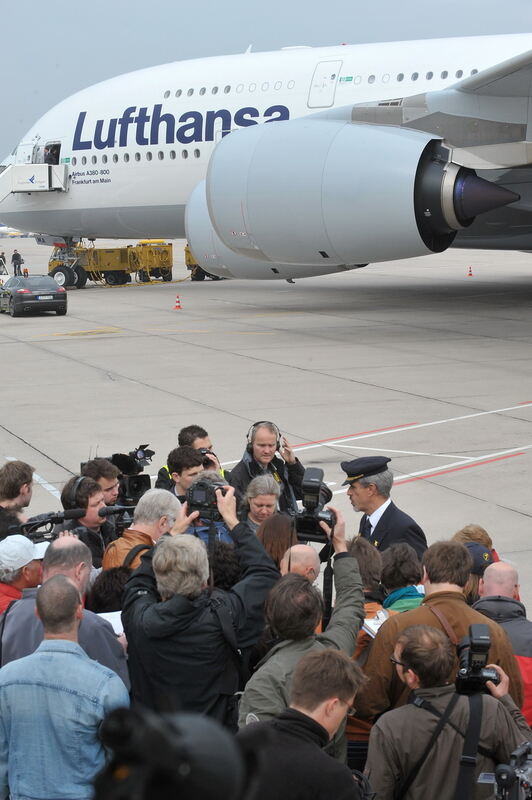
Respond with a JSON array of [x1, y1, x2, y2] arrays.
[[73, 103, 290, 150]]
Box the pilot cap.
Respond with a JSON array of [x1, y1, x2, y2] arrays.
[[341, 456, 391, 486]]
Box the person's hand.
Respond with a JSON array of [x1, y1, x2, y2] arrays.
[[486, 664, 509, 699], [319, 506, 347, 553], [57, 530, 79, 539], [280, 436, 296, 464], [203, 450, 222, 471], [215, 486, 239, 530], [170, 502, 200, 535]]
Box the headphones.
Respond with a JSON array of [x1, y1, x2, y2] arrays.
[[246, 421, 282, 454], [68, 475, 88, 509]]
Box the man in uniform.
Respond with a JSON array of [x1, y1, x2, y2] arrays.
[[341, 456, 427, 558]]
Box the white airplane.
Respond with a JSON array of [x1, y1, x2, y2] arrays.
[[1, 33, 532, 280]]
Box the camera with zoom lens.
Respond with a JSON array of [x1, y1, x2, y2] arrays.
[[294, 468, 336, 543], [198, 447, 216, 468], [496, 742, 532, 799], [455, 624, 500, 695], [81, 444, 155, 506], [186, 479, 226, 522]]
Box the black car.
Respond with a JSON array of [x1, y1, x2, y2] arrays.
[[0, 275, 67, 317]]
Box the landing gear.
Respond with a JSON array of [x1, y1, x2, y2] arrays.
[[74, 265, 87, 289], [50, 265, 76, 288]]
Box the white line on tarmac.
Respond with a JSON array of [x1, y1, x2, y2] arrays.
[[5, 457, 61, 500], [332, 445, 472, 460]]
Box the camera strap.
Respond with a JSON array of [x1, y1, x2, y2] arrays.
[[123, 544, 152, 568], [427, 605, 459, 645], [394, 692, 460, 799], [453, 693, 483, 800], [322, 542, 334, 630]]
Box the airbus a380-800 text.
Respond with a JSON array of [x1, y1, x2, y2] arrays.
[[1, 33, 532, 281]]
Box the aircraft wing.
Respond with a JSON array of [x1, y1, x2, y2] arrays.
[[324, 48, 532, 170]]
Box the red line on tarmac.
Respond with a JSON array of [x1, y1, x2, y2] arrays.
[[518, 401, 532, 405], [396, 452, 525, 484], [291, 423, 419, 448]]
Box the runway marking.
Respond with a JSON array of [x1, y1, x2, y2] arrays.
[[396, 452, 526, 484], [5, 456, 60, 499], [51, 327, 122, 337], [331, 445, 472, 460]]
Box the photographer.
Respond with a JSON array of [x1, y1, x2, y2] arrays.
[[365, 625, 532, 800], [54, 476, 118, 568], [184, 471, 236, 544], [121, 486, 279, 726], [158, 446, 204, 501], [156, 425, 227, 490]]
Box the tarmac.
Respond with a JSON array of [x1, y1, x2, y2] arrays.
[[1, 237, 532, 607]]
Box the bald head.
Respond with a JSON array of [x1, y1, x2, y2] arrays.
[[42, 537, 92, 594], [36, 575, 82, 636], [479, 561, 519, 600], [280, 545, 320, 582]]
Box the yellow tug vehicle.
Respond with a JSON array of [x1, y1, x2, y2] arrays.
[[48, 240, 173, 288]]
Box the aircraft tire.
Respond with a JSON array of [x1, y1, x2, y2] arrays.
[[74, 266, 88, 289], [191, 266, 206, 281], [50, 266, 76, 288]]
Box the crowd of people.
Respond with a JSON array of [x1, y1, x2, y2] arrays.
[[0, 421, 530, 799]]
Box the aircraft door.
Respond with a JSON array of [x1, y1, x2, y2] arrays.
[[307, 60, 343, 108]]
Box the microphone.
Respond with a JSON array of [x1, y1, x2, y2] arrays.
[[98, 505, 136, 517], [62, 508, 87, 521]]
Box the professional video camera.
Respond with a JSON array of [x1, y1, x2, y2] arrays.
[[81, 445, 154, 505], [186, 479, 226, 522], [294, 468, 336, 543], [94, 707, 246, 800], [455, 624, 501, 695], [17, 508, 88, 543], [496, 742, 532, 799], [98, 505, 136, 536]]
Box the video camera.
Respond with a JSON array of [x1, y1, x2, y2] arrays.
[[98, 505, 136, 536], [186, 479, 226, 522], [455, 624, 500, 695], [18, 508, 88, 543], [496, 742, 532, 799], [294, 468, 336, 543], [81, 444, 154, 505]]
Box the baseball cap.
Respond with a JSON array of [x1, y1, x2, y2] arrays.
[[0, 535, 38, 570], [464, 541, 494, 576]]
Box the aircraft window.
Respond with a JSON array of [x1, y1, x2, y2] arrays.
[[397, 73, 404, 81], [274, 81, 282, 90], [187, 88, 194, 96], [158, 151, 164, 160], [455, 69, 463, 78], [471, 68, 478, 75], [426, 71, 433, 79], [175, 89, 182, 98], [102, 154, 107, 164], [194, 149, 200, 158], [382, 73, 390, 83], [146, 152, 153, 161], [212, 86, 219, 94], [287, 80, 295, 89], [81, 156, 87, 165], [411, 72, 419, 81], [224, 85, 231, 93], [113, 154, 118, 163], [354, 75, 361, 84], [199, 87, 206, 95], [170, 150, 176, 159], [368, 74, 375, 84], [124, 153, 129, 163], [441, 70, 448, 78], [135, 153, 141, 162], [91, 156, 97, 164], [236, 83, 244, 93], [164, 90, 170, 99], [72, 157, 77, 166], [182, 149, 189, 159], [262, 82, 269, 91]]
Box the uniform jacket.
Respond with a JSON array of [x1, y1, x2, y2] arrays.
[[102, 528, 153, 570], [365, 683, 532, 800], [474, 595, 532, 725], [229, 450, 304, 514], [356, 590, 523, 720], [0, 588, 130, 689], [238, 553, 364, 727], [121, 523, 278, 723], [237, 709, 362, 800], [359, 501, 427, 559]]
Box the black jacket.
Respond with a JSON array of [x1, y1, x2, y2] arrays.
[[229, 450, 304, 514], [359, 501, 427, 559], [52, 518, 117, 568], [237, 708, 362, 800], [121, 523, 279, 726]]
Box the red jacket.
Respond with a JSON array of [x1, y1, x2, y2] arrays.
[[0, 583, 22, 614]]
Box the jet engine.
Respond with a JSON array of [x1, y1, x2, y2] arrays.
[[186, 119, 518, 279]]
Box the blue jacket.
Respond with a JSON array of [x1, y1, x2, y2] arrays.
[[0, 639, 129, 800]]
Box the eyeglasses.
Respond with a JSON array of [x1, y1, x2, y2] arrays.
[[389, 655, 406, 667]]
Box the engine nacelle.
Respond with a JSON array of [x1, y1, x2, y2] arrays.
[[202, 119, 516, 270]]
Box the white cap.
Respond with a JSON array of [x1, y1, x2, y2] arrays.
[[0, 535, 37, 570], [34, 541, 49, 560]]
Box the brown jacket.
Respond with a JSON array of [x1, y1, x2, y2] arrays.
[[102, 529, 153, 570], [365, 684, 531, 800], [356, 590, 523, 720]]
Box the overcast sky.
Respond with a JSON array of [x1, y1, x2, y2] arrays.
[[1, 0, 531, 156]]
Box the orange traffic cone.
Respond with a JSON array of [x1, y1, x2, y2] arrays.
[[467, 265, 473, 277], [174, 294, 182, 310]]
